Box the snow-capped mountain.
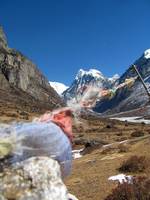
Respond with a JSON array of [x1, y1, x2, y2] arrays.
[[108, 74, 120, 85], [117, 49, 150, 85], [144, 49, 150, 59], [75, 69, 105, 80], [94, 49, 150, 114], [63, 68, 119, 101], [49, 81, 68, 95]]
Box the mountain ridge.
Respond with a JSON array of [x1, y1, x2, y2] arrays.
[[94, 49, 150, 114], [63, 68, 119, 101], [0, 27, 63, 118], [61, 49, 150, 115]]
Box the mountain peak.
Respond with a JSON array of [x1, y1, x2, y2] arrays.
[[49, 81, 68, 95], [76, 68, 104, 80], [108, 74, 120, 83], [144, 49, 150, 59], [64, 68, 111, 101]]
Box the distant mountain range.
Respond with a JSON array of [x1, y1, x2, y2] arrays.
[[51, 49, 150, 114], [49, 81, 68, 96], [1, 25, 150, 116]]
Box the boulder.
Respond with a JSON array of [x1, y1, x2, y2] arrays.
[[0, 157, 69, 200]]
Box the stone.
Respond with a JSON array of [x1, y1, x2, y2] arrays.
[[0, 27, 8, 49], [0, 157, 69, 200]]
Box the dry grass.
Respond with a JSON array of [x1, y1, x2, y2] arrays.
[[118, 144, 130, 153], [1, 110, 150, 200], [65, 117, 150, 200], [131, 130, 145, 137]]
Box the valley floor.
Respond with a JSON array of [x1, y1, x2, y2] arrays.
[[0, 109, 150, 200], [66, 116, 150, 200]]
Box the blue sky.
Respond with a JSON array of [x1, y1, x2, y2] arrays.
[[0, 0, 150, 85]]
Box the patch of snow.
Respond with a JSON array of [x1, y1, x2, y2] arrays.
[[103, 139, 128, 148], [88, 69, 104, 78], [72, 149, 84, 159], [75, 68, 105, 80], [108, 174, 132, 184], [144, 75, 150, 81], [108, 74, 120, 83], [103, 143, 114, 148], [111, 116, 150, 124], [76, 69, 85, 78], [68, 193, 79, 200], [119, 140, 128, 144], [49, 81, 68, 95], [144, 49, 150, 59]]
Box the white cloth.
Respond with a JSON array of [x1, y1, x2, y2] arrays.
[[1, 121, 72, 177]]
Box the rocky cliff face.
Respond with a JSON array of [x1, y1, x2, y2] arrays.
[[0, 27, 8, 49], [0, 27, 63, 116], [118, 49, 150, 84], [94, 49, 150, 114]]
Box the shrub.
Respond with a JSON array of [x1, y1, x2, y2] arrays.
[[119, 155, 148, 173], [115, 136, 128, 142], [124, 120, 128, 127], [131, 131, 144, 137], [101, 147, 116, 154], [116, 132, 123, 136], [106, 124, 112, 129], [105, 176, 150, 200], [78, 133, 84, 137], [118, 144, 129, 153]]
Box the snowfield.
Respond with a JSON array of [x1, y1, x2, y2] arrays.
[[49, 81, 68, 95], [111, 116, 150, 124], [72, 149, 84, 159]]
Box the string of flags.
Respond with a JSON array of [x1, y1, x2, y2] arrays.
[[77, 77, 137, 108], [70, 64, 150, 109]]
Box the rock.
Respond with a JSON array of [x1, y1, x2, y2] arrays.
[[0, 47, 62, 104], [0, 27, 8, 49], [0, 26, 64, 113], [0, 157, 69, 200], [0, 195, 7, 200], [0, 69, 10, 89]]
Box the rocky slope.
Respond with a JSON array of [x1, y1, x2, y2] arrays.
[[94, 49, 150, 114], [0, 27, 63, 116]]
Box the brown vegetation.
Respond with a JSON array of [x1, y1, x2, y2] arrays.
[[1, 108, 150, 200], [118, 144, 129, 153], [131, 130, 145, 137], [105, 176, 150, 200], [119, 155, 149, 173]]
